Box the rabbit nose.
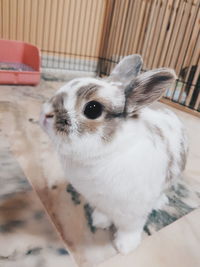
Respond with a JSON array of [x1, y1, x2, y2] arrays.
[[45, 112, 54, 119]]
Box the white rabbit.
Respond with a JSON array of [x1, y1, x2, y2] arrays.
[[40, 55, 188, 254]]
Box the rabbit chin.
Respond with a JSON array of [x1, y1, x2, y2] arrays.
[[55, 131, 113, 160], [40, 120, 105, 160], [39, 112, 54, 138]]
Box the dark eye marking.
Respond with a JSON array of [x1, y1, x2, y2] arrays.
[[105, 111, 125, 119], [84, 101, 103, 119]]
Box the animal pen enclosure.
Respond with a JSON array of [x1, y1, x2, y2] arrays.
[[0, 0, 199, 114]]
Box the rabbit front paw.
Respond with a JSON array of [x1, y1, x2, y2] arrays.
[[92, 209, 112, 229], [114, 229, 142, 255]]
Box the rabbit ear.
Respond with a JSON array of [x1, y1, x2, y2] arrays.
[[125, 68, 177, 115], [108, 54, 143, 85]]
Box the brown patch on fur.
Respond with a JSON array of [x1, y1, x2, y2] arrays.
[[75, 84, 98, 111], [76, 87, 121, 137], [76, 84, 120, 114], [77, 105, 122, 141], [78, 120, 102, 134], [144, 121, 156, 145], [102, 120, 119, 142], [76, 83, 122, 115], [144, 121, 175, 181], [153, 125, 165, 141], [78, 97, 122, 138], [74, 83, 124, 139], [76, 83, 97, 98], [51, 92, 67, 110], [144, 122, 165, 144], [78, 106, 122, 141], [179, 139, 187, 172], [101, 107, 125, 142], [51, 185, 58, 190], [54, 109, 71, 134], [85, 88, 99, 101], [50, 92, 70, 134], [166, 143, 174, 181], [153, 128, 174, 182], [131, 113, 139, 119], [97, 98, 122, 114]]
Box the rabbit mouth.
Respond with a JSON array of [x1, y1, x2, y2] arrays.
[[39, 111, 47, 129], [39, 110, 55, 133], [40, 111, 71, 136]]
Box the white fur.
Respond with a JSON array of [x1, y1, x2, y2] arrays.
[[40, 56, 187, 254]]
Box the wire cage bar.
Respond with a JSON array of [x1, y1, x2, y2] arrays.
[[0, 0, 199, 113]]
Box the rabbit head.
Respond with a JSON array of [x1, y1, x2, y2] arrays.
[[40, 55, 176, 157]]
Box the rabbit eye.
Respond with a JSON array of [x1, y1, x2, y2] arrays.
[[84, 101, 103, 119]]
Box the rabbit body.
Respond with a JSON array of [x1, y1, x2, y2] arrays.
[[59, 106, 186, 253], [40, 55, 187, 254]]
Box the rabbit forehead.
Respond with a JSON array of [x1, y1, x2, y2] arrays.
[[57, 77, 124, 110]]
